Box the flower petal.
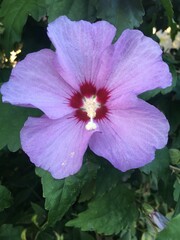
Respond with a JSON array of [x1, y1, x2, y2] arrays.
[[21, 114, 97, 179], [47, 16, 116, 89], [1, 49, 74, 119], [89, 97, 169, 171], [103, 29, 172, 96]]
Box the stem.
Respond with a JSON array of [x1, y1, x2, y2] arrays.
[[169, 165, 180, 173]]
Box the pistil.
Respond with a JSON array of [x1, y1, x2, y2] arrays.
[[82, 96, 100, 131]]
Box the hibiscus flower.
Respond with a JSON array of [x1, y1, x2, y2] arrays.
[[0, 16, 172, 179]]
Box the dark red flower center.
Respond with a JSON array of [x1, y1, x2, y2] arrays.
[[69, 82, 110, 129]]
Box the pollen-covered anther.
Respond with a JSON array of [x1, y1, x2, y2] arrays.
[[82, 96, 100, 130]]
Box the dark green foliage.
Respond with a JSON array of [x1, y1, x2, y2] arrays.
[[0, 185, 13, 212], [96, 0, 144, 37], [0, 224, 23, 240], [46, 0, 97, 22], [160, 0, 179, 39], [0, 98, 41, 151], [0, 0, 180, 239], [0, 0, 47, 54], [141, 147, 170, 181], [66, 184, 138, 235], [157, 214, 180, 240], [36, 161, 98, 226]]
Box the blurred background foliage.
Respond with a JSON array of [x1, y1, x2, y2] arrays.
[[0, 0, 180, 239]]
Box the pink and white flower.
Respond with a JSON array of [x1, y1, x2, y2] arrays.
[[0, 16, 172, 179]]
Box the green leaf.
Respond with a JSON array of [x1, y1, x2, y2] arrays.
[[173, 178, 180, 202], [169, 149, 180, 165], [174, 74, 180, 100], [35, 161, 97, 226], [139, 88, 161, 101], [0, 68, 11, 83], [156, 214, 180, 240], [160, 0, 174, 19], [174, 195, 180, 217], [96, 0, 144, 37], [66, 228, 95, 240], [36, 231, 55, 240], [31, 202, 47, 227], [169, 101, 180, 134], [46, 0, 97, 23], [78, 180, 96, 203], [66, 184, 138, 235], [172, 129, 180, 149], [95, 158, 131, 197], [0, 185, 13, 212], [160, 0, 178, 40], [79, 232, 95, 240], [0, 224, 23, 240], [141, 148, 170, 181], [0, 0, 46, 54], [0, 97, 41, 151], [78, 156, 127, 202]]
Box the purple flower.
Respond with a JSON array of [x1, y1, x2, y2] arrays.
[[0, 16, 172, 179]]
